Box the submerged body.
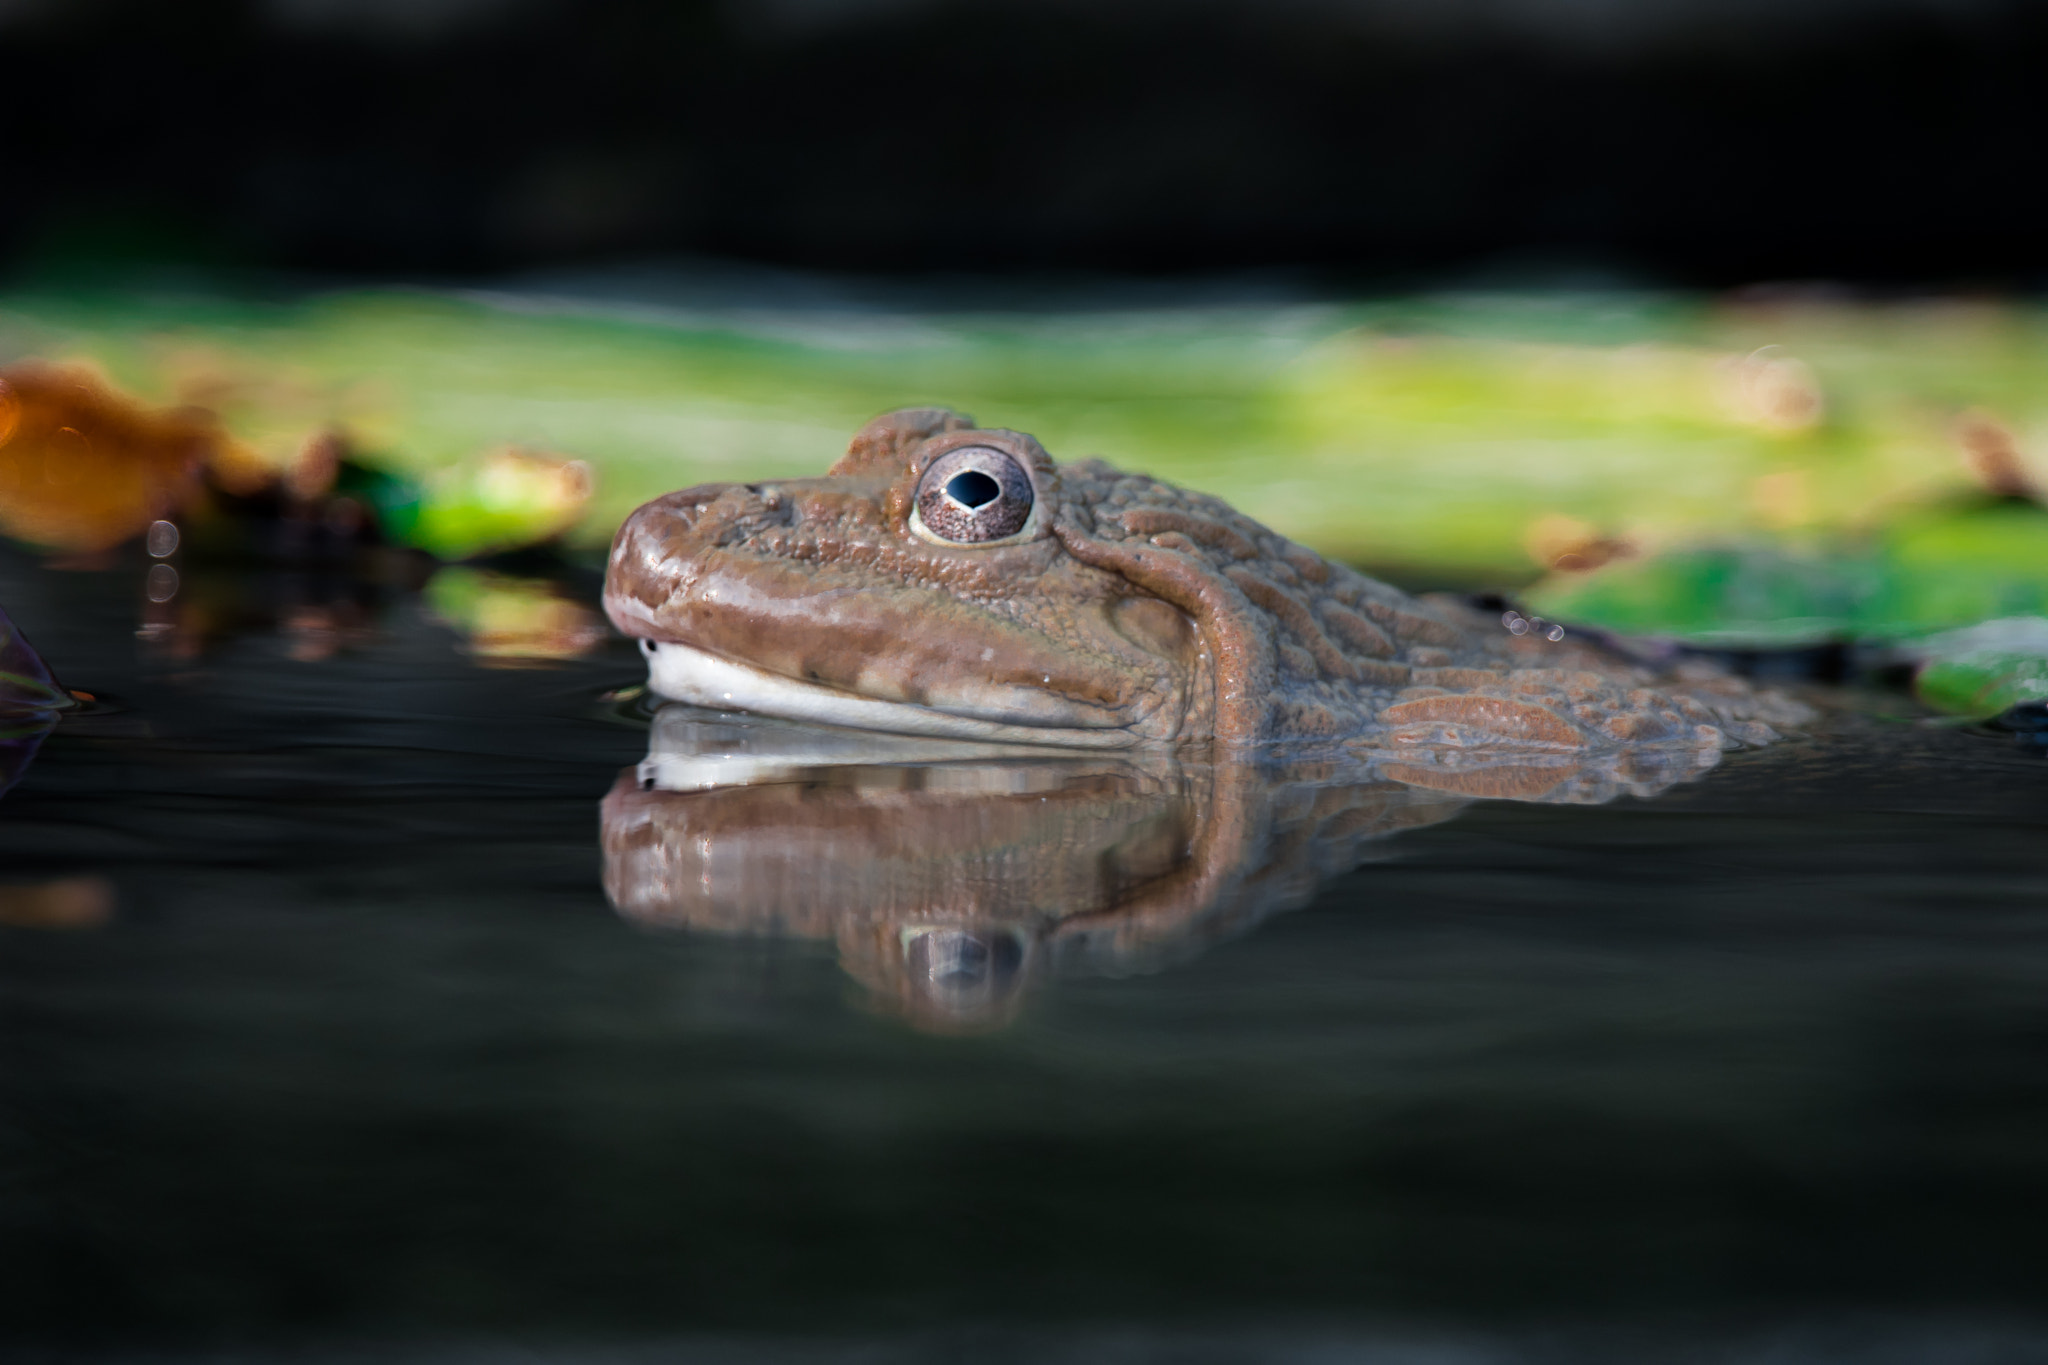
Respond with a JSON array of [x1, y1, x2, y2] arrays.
[[604, 408, 1802, 759]]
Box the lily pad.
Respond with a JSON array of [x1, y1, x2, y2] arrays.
[[1526, 499, 2048, 647], [1908, 616, 2048, 719]]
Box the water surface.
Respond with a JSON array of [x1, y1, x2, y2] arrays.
[[2, 547, 2046, 1363]]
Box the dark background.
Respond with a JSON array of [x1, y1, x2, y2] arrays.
[[3, 0, 2044, 287]]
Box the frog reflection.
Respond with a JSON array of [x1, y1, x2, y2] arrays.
[[601, 705, 1721, 1030]]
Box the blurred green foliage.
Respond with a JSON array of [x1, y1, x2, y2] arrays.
[[2, 282, 2043, 610], [1527, 501, 2048, 645]]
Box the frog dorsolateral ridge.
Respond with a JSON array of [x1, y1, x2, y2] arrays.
[[603, 408, 1805, 772]]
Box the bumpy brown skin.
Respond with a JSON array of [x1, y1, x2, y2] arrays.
[[605, 407, 1801, 752]]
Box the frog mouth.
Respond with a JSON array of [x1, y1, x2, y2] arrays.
[[636, 638, 1165, 750]]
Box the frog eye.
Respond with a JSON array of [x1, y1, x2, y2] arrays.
[[914, 447, 1035, 544]]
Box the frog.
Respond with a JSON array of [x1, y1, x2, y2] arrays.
[[603, 407, 1805, 756]]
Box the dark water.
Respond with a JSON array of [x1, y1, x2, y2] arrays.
[[3, 546, 2048, 1364]]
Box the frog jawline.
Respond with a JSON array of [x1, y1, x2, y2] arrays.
[[640, 640, 1151, 751]]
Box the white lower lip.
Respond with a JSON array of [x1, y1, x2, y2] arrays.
[[632, 709, 1117, 792], [641, 639, 1145, 750]]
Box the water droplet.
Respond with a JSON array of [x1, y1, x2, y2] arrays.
[[144, 564, 179, 603], [146, 520, 180, 558]]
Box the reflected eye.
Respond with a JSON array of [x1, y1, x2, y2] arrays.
[[905, 928, 1025, 1006], [915, 447, 1034, 544]]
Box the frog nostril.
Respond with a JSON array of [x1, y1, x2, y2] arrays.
[[944, 470, 1001, 510]]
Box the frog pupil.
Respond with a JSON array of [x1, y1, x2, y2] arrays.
[[945, 470, 1001, 509]]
